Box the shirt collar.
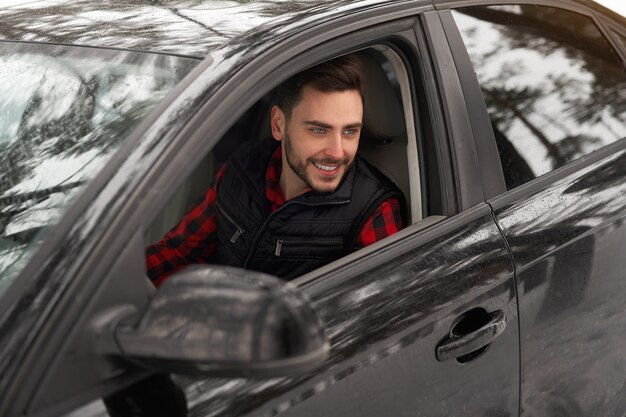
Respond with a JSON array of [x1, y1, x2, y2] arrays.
[[265, 146, 285, 210]]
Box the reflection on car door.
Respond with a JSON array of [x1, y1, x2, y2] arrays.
[[180, 206, 519, 417], [491, 150, 626, 416], [291, 207, 518, 417]]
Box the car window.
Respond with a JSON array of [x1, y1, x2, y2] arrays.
[[451, 5, 626, 189], [0, 43, 199, 296]]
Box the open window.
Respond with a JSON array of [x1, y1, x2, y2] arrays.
[[144, 42, 443, 279]]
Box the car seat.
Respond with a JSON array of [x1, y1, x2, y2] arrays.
[[356, 49, 412, 222]]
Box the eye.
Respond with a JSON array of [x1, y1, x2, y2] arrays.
[[311, 128, 326, 135], [344, 128, 358, 136]]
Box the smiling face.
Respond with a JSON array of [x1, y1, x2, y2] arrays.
[[271, 85, 363, 200]]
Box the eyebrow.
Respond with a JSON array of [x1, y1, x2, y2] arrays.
[[304, 120, 363, 129]]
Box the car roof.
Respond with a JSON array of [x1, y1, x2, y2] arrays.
[[0, 0, 410, 58], [1, 0, 617, 59]]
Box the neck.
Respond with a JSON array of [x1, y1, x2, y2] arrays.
[[280, 170, 307, 201]]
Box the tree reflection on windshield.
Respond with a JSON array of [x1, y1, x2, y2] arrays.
[[0, 43, 198, 293], [453, 5, 626, 189]]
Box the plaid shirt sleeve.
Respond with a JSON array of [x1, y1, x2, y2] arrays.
[[356, 197, 404, 247], [145, 164, 227, 287]]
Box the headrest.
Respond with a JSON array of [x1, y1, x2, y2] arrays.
[[357, 51, 406, 143]]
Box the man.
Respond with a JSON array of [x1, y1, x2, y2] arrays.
[[146, 54, 405, 285]]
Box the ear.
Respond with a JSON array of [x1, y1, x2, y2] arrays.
[[271, 105, 286, 142]]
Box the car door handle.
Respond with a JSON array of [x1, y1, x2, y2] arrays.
[[436, 309, 506, 362]]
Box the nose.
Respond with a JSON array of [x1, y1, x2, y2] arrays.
[[324, 134, 344, 160]]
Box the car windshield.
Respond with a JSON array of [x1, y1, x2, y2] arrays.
[[0, 43, 199, 295]]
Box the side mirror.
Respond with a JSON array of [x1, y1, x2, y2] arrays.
[[113, 266, 329, 378]]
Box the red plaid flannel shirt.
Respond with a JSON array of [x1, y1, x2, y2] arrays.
[[146, 147, 403, 286]]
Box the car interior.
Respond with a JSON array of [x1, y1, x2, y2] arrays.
[[145, 45, 437, 261]]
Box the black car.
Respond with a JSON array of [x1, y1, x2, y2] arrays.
[[1, 1, 625, 416]]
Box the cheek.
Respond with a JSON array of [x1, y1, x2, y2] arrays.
[[295, 137, 325, 158], [345, 140, 360, 158], [288, 135, 318, 161]]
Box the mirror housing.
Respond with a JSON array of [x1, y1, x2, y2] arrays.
[[113, 266, 329, 378]]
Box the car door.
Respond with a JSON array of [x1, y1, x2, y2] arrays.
[[442, 1, 626, 415], [143, 8, 521, 417]]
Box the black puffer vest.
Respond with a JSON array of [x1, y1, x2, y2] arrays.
[[214, 139, 405, 280]]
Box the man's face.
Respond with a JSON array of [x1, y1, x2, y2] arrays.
[[271, 85, 363, 200]]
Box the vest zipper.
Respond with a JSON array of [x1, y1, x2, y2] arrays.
[[275, 240, 284, 256], [243, 199, 350, 268], [230, 228, 243, 244], [216, 201, 245, 243]]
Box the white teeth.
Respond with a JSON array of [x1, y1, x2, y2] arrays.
[[314, 163, 338, 171]]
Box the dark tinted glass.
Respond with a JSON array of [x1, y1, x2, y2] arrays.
[[452, 5, 626, 189]]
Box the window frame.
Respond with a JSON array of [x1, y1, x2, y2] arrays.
[[138, 9, 496, 290], [437, 8, 506, 200], [138, 7, 499, 290]]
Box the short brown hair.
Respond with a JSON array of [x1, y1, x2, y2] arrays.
[[274, 54, 363, 119]]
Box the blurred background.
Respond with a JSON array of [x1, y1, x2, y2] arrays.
[[594, 0, 626, 16]]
